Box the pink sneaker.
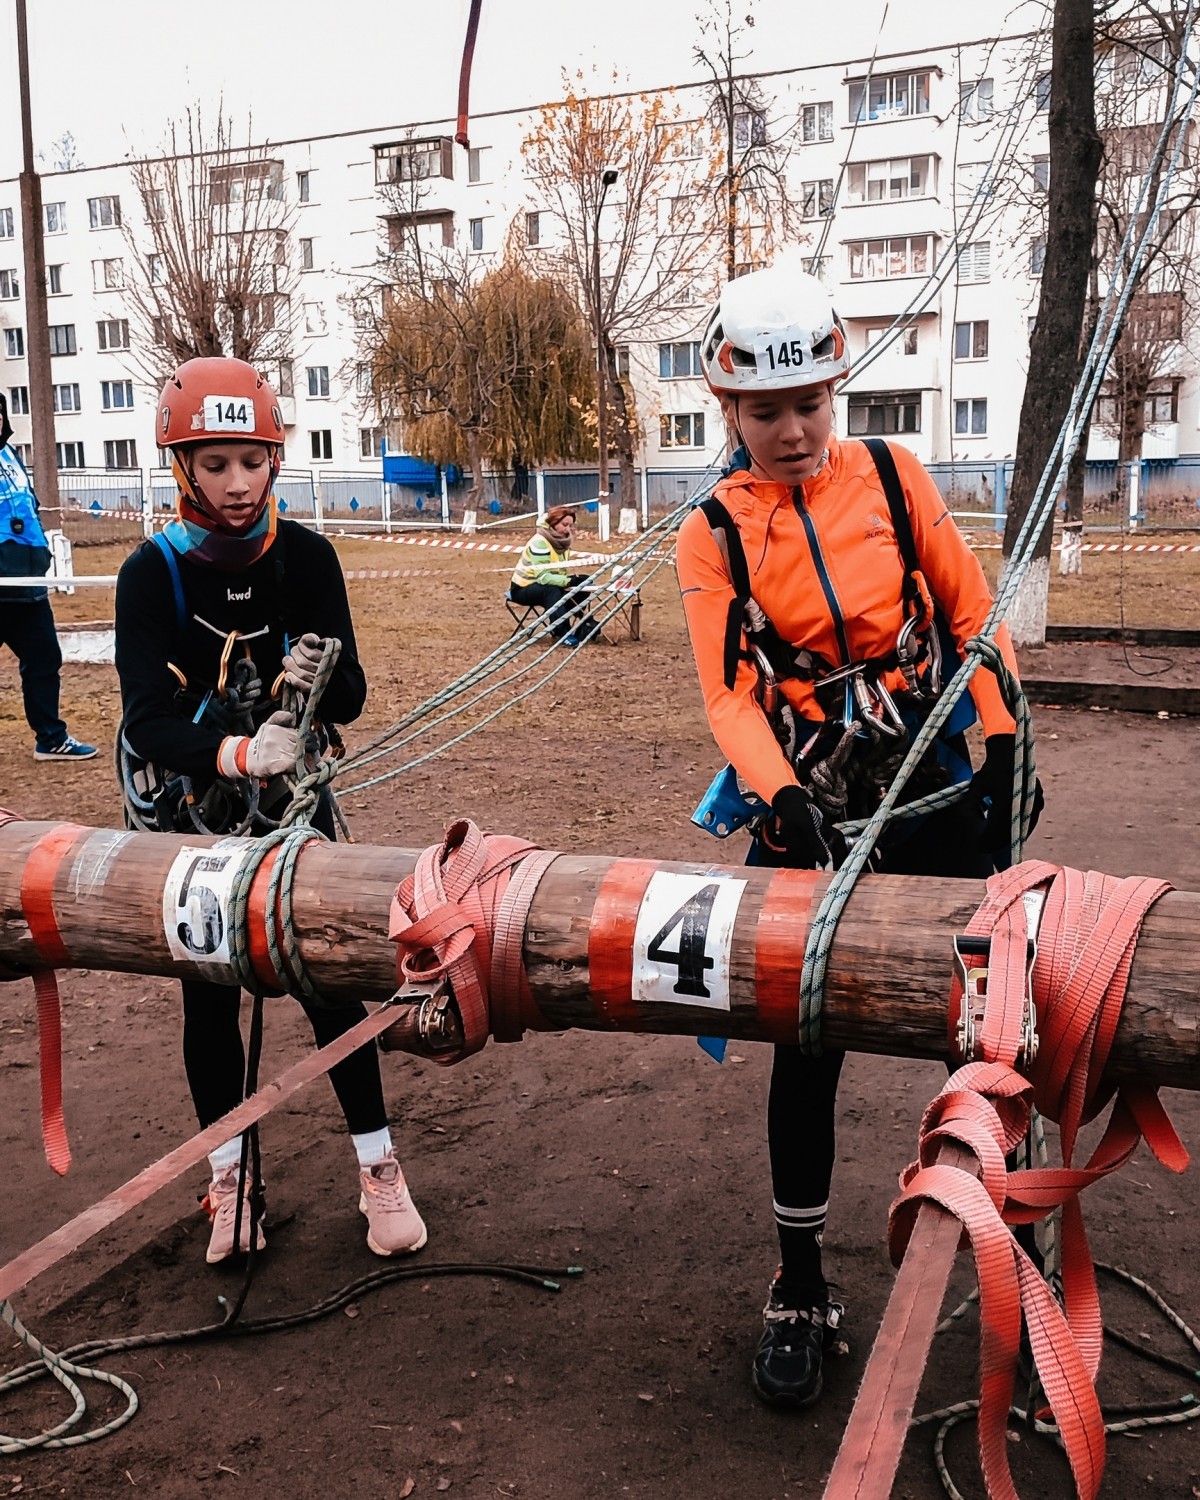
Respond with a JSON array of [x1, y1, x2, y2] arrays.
[[359, 1155, 427, 1256], [203, 1166, 266, 1264]]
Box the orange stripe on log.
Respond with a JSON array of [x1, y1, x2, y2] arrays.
[[246, 844, 287, 993], [754, 868, 823, 1045], [587, 859, 659, 1028], [19, 823, 91, 965]]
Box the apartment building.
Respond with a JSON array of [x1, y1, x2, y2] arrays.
[[0, 11, 1193, 486]]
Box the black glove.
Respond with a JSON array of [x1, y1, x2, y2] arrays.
[[971, 734, 1044, 852], [766, 784, 835, 868]]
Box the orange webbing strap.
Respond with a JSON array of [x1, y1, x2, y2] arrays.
[[892, 861, 1185, 1500], [0, 1001, 401, 1304], [4, 815, 91, 1177], [388, 819, 559, 1061]]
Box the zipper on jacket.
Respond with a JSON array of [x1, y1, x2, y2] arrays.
[[792, 486, 851, 666]]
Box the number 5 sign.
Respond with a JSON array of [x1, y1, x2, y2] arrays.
[[161, 840, 255, 982], [631, 871, 747, 1011]]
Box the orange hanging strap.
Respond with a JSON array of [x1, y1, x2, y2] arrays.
[[455, 0, 484, 147]]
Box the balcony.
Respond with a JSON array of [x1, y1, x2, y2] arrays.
[[837, 278, 943, 323]]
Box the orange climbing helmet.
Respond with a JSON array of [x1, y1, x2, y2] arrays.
[[157, 358, 285, 451]]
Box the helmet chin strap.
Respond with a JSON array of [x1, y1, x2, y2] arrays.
[[173, 450, 281, 530]]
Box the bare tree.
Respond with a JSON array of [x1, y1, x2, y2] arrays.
[[694, 0, 800, 280], [122, 108, 298, 389], [1001, 0, 1103, 644], [355, 163, 596, 512], [523, 79, 720, 504]]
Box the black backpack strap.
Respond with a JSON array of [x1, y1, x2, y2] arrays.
[[862, 438, 921, 611], [699, 494, 754, 690]]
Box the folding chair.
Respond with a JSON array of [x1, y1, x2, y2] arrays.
[[505, 591, 544, 636]]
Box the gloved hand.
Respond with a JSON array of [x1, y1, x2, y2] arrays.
[[282, 632, 326, 694], [971, 734, 1045, 852], [765, 784, 835, 868], [217, 711, 300, 780]]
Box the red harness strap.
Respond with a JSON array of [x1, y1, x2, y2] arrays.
[[891, 861, 1184, 1500], [388, 819, 558, 1061], [2, 810, 91, 1177]]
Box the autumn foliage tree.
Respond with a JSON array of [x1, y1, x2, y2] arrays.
[[365, 241, 597, 511], [523, 81, 719, 504]]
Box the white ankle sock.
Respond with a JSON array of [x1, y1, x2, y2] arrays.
[[208, 1137, 244, 1176], [352, 1127, 393, 1168]]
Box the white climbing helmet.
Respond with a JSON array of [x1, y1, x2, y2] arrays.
[[700, 263, 850, 394]]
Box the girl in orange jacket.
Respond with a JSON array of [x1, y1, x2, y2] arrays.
[[676, 263, 1041, 1408]]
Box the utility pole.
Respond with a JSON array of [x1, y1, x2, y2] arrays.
[[15, 0, 60, 521]]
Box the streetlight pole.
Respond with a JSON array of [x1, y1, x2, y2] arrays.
[[593, 167, 618, 538], [15, 0, 60, 521]]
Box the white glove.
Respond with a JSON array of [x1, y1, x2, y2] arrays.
[[217, 711, 300, 780], [282, 632, 325, 694]]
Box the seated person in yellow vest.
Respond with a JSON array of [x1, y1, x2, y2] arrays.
[[508, 505, 599, 647]]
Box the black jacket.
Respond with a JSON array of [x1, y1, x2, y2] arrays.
[[115, 520, 366, 778]]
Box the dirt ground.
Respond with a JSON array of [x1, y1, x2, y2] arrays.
[[2, 531, 1199, 1500]]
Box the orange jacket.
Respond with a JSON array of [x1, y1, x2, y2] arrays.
[[676, 436, 1018, 803]]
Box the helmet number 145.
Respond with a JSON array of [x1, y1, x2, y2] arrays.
[[753, 333, 815, 379]]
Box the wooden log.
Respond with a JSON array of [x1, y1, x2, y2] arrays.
[[1, 819, 1198, 1087]]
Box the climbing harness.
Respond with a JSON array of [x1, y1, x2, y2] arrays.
[[691, 437, 969, 851]]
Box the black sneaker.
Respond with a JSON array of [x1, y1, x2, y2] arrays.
[[752, 1283, 845, 1409]]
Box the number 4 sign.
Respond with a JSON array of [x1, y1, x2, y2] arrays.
[[631, 871, 747, 1011]]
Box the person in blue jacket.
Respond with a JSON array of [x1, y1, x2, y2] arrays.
[[0, 392, 97, 762]]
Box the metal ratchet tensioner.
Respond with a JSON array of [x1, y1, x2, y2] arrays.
[[389, 977, 465, 1054], [954, 888, 1047, 1068]]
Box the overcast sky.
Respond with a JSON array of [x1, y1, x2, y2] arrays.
[[0, 0, 1038, 179]]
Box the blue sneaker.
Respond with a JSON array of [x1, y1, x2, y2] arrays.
[[560, 634, 581, 648], [34, 735, 99, 762]]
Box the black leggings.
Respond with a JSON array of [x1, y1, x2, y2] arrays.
[[763, 793, 994, 1300], [181, 981, 387, 1136]]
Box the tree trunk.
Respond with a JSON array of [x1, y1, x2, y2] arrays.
[[607, 346, 638, 519], [1002, 0, 1102, 644], [1059, 437, 1088, 575], [461, 426, 485, 534]]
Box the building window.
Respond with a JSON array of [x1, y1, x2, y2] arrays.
[[1035, 72, 1051, 111], [4, 327, 24, 358], [104, 438, 138, 469], [848, 234, 931, 280], [47, 264, 64, 294], [0, 208, 12, 239], [97, 318, 130, 351], [49, 324, 77, 356], [957, 241, 991, 283], [468, 146, 490, 183], [146, 253, 166, 286], [1145, 388, 1178, 424], [849, 70, 931, 123], [297, 170, 311, 203], [7, 386, 29, 415], [469, 218, 484, 252], [299, 237, 314, 271], [0, 269, 19, 299], [310, 429, 333, 462], [865, 324, 918, 355], [733, 109, 768, 149], [88, 195, 121, 229], [1030, 236, 1047, 276], [960, 78, 994, 122], [304, 301, 327, 336], [143, 189, 166, 223], [801, 102, 834, 142], [101, 379, 135, 410], [355, 362, 372, 398], [846, 156, 933, 204], [953, 320, 989, 360], [525, 212, 541, 247], [55, 441, 85, 468], [847, 391, 921, 435], [801, 179, 835, 218], [660, 412, 705, 448], [360, 426, 385, 459], [1032, 155, 1050, 193], [374, 137, 453, 185], [53, 383, 82, 413], [11, 443, 30, 465], [615, 345, 631, 377], [658, 341, 702, 378], [92, 257, 124, 291], [306, 365, 330, 398], [954, 398, 988, 436], [43, 201, 67, 234], [209, 159, 285, 206]]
